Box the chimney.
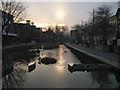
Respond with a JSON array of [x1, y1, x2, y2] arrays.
[[31, 22, 34, 26], [26, 20, 31, 25]]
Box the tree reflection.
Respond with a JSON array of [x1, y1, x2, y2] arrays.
[[2, 48, 37, 88], [2, 67, 26, 88], [91, 71, 112, 88]]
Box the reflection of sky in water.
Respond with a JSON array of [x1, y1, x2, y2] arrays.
[[3, 45, 120, 88]]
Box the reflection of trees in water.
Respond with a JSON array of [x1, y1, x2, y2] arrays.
[[91, 71, 112, 88], [12, 49, 36, 64], [3, 49, 36, 76], [2, 48, 37, 88], [3, 48, 37, 64], [2, 67, 26, 88]]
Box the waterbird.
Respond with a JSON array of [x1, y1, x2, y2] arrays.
[[64, 50, 67, 53]]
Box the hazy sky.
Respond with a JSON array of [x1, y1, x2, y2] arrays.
[[24, 1, 119, 29]]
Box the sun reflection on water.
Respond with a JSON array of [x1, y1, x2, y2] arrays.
[[56, 45, 65, 73], [56, 66, 65, 72]]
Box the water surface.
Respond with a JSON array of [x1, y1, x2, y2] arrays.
[[2, 45, 120, 88]]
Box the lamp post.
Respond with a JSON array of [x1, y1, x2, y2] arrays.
[[92, 9, 95, 48]]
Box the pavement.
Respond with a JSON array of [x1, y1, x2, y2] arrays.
[[2, 43, 35, 49], [65, 43, 120, 70]]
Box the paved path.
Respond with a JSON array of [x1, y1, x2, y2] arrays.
[[2, 43, 35, 49], [65, 43, 120, 70]]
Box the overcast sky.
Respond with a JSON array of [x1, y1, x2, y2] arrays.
[[23, 1, 119, 29]]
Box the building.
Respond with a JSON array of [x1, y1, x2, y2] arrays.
[[36, 27, 42, 32], [42, 28, 57, 43], [108, 1, 120, 45], [110, 1, 120, 33], [14, 23, 30, 43], [116, 3, 120, 36], [14, 20, 43, 43], [109, 15, 117, 25], [14, 20, 34, 43]]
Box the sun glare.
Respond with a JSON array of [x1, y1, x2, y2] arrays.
[[36, 23, 65, 28], [58, 24, 65, 26], [57, 11, 64, 19]]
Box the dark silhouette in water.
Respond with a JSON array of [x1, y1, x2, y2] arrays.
[[28, 62, 36, 72], [38, 58, 41, 64], [68, 63, 114, 73], [30, 49, 40, 53], [114, 71, 120, 82], [2, 66, 14, 77], [36, 49, 40, 53], [41, 57, 57, 65]]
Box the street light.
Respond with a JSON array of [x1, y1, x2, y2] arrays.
[[116, 8, 120, 39], [92, 9, 96, 48]]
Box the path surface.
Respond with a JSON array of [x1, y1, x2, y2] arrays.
[[65, 43, 120, 70], [2, 43, 35, 49]]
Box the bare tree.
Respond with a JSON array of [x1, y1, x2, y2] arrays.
[[94, 5, 112, 50], [0, 0, 26, 35], [71, 24, 81, 30]]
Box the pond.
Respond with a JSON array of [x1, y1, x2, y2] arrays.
[[2, 45, 120, 88]]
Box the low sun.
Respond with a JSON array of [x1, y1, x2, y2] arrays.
[[57, 11, 64, 19]]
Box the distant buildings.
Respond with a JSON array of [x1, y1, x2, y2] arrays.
[[1, 9, 59, 46], [1, 9, 58, 46], [14, 20, 42, 43], [1, 9, 43, 46], [42, 28, 57, 43]]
